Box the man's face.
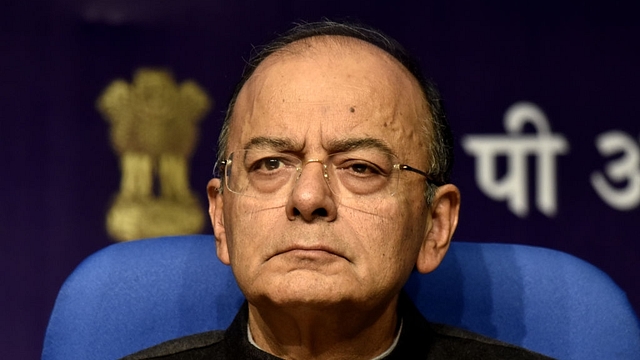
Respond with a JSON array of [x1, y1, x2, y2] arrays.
[[210, 38, 451, 311]]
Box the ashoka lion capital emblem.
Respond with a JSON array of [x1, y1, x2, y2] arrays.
[[97, 68, 212, 241]]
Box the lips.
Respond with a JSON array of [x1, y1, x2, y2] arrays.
[[268, 244, 347, 261]]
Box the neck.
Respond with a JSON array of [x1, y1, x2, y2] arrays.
[[247, 295, 400, 360]]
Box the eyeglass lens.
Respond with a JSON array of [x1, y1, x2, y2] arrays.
[[224, 150, 401, 202]]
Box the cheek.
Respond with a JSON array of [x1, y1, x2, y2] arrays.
[[341, 198, 424, 267], [385, 196, 428, 266], [223, 198, 285, 262]]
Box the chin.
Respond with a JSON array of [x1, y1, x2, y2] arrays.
[[246, 273, 365, 310]]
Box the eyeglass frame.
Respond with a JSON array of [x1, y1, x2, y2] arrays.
[[214, 150, 441, 197]]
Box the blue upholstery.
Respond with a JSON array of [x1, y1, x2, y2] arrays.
[[42, 235, 640, 360]]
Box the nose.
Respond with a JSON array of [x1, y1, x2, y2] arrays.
[[285, 160, 338, 222]]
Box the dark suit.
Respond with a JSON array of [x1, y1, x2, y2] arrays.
[[123, 293, 554, 359]]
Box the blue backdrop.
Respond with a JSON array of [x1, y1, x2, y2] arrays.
[[1, 1, 638, 358]]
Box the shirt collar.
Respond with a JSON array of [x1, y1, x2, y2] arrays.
[[246, 318, 404, 359]]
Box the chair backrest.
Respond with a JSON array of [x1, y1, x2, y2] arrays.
[[42, 235, 640, 360]]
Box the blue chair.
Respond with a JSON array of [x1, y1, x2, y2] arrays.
[[42, 235, 640, 360]]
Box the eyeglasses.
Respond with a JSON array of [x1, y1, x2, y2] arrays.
[[217, 149, 432, 201]]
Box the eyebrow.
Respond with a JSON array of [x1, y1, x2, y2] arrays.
[[243, 137, 300, 151], [242, 136, 394, 155], [327, 137, 394, 155]]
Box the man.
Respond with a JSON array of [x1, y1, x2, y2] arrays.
[[126, 21, 552, 359]]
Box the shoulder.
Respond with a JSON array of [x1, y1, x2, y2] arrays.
[[121, 330, 225, 360], [426, 323, 555, 359], [395, 292, 554, 359]]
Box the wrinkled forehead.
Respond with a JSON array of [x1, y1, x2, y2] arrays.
[[228, 36, 430, 155], [249, 35, 426, 102]]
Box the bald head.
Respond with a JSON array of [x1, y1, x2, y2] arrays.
[[230, 35, 429, 168], [206, 25, 462, 358], [216, 21, 453, 203]]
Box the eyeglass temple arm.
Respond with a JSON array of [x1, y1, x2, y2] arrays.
[[398, 164, 443, 186], [213, 160, 227, 176]]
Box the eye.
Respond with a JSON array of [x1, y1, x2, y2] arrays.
[[250, 157, 285, 172], [246, 152, 300, 173], [336, 159, 386, 177], [348, 162, 379, 175], [263, 158, 282, 171]]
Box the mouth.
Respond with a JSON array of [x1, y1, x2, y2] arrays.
[[268, 245, 347, 262]]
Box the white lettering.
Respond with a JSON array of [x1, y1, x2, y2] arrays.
[[591, 131, 640, 211], [462, 102, 569, 217]]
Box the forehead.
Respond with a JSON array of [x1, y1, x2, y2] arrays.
[[228, 36, 429, 158]]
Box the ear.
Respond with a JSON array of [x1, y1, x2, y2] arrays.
[[415, 184, 461, 274], [207, 178, 230, 265]]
